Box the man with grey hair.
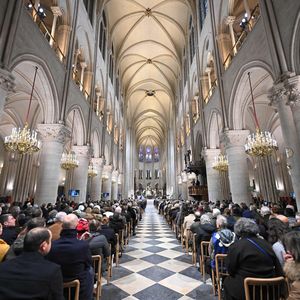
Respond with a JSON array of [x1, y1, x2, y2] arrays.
[[224, 218, 283, 300], [47, 214, 94, 300], [48, 211, 67, 241]]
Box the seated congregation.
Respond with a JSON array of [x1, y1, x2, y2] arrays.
[[0, 198, 144, 300], [157, 199, 300, 300]]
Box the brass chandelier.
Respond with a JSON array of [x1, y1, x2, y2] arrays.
[[88, 162, 98, 177], [61, 110, 79, 170], [212, 154, 229, 172], [244, 72, 278, 157], [4, 66, 41, 155]]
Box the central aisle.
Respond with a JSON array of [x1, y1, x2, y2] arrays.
[[101, 200, 216, 300]]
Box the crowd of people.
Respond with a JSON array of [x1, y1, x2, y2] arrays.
[[156, 198, 300, 300], [0, 198, 146, 299]]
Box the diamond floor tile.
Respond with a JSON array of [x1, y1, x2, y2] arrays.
[[100, 200, 216, 299]]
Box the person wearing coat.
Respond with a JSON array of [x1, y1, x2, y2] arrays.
[[47, 214, 93, 300], [282, 231, 300, 300], [224, 218, 284, 300], [0, 227, 64, 299]]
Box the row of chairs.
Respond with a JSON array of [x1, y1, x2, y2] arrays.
[[168, 218, 289, 300]]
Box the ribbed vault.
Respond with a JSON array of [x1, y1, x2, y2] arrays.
[[105, 0, 189, 151]]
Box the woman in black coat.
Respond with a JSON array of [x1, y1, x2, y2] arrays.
[[224, 217, 284, 300]]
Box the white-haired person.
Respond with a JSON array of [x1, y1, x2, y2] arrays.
[[224, 218, 284, 300]]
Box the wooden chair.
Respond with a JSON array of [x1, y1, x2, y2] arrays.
[[106, 244, 113, 283], [200, 241, 210, 282], [92, 255, 102, 299], [213, 254, 229, 300], [244, 276, 286, 300], [63, 279, 80, 300], [115, 233, 120, 266], [180, 224, 185, 249], [124, 224, 128, 246], [192, 233, 197, 266]]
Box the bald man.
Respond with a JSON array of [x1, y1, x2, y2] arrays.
[[0, 228, 64, 299], [47, 214, 94, 300]]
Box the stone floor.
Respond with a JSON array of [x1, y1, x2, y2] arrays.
[[101, 200, 217, 300]]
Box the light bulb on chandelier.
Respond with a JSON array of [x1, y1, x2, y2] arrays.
[[4, 66, 41, 155], [244, 72, 278, 157], [60, 110, 79, 170]]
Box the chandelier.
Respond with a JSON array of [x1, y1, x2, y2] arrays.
[[61, 110, 79, 170], [60, 151, 79, 170], [212, 154, 228, 172], [88, 162, 98, 177], [244, 72, 278, 157], [4, 66, 41, 155]]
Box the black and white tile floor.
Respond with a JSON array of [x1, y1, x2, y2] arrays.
[[101, 200, 218, 300]]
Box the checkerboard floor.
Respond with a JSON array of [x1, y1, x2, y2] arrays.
[[101, 200, 218, 300]]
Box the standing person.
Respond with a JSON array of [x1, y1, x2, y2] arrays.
[[47, 214, 94, 300], [0, 227, 64, 299], [282, 231, 300, 300]]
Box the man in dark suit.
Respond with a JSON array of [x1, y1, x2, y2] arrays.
[[47, 213, 94, 300], [0, 227, 64, 300]]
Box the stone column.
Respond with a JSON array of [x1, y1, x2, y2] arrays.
[[216, 33, 232, 68], [225, 16, 237, 55], [102, 165, 113, 200], [35, 124, 69, 205], [223, 130, 251, 204], [72, 49, 81, 79], [50, 6, 62, 47], [90, 157, 104, 201], [269, 84, 300, 209], [111, 170, 119, 200], [0, 152, 17, 196], [285, 76, 300, 139], [71, 145, 90, 203], [0, 68, 15, 115], [56, 25, 72, 60], [203, 148, 223, 202], [84, 70, 93, 97], [80, 62, 87, 91]]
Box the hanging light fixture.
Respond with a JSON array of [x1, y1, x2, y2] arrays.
[[88, 161, 98, 177], [244, 72, 278, 157], [60, 110, 79, 170], [212, 117, 228, 172], [4, 66, 41, 155], [212, 154, 229, 172]]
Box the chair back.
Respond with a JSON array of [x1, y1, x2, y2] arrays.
[[63, 279, 80, 300], [192, 233, 197, 266], [244, 276, 286, 300], [115, 233, 120, 266], [215, 254, 229, 300], [200, 241, 210, 281], [92, 255, 102, 300]]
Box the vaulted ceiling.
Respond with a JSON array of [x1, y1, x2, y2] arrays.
[[105, 0, 190, 151]]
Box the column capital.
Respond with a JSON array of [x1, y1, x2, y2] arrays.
[[0, 68, 15, 92], [225, 15, 236, 26], [91, 157, 104, 167], [103, 164, 113, 173], [72, 145, 91, 157], [203, 148, 221, 159], [268, 82, 287, 107], [51, 6, 63, 17], [37, 123, 70, 144], [222, 129, 250, 148], [80, 61, 87, 69], [284, 75, 300, 106]]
